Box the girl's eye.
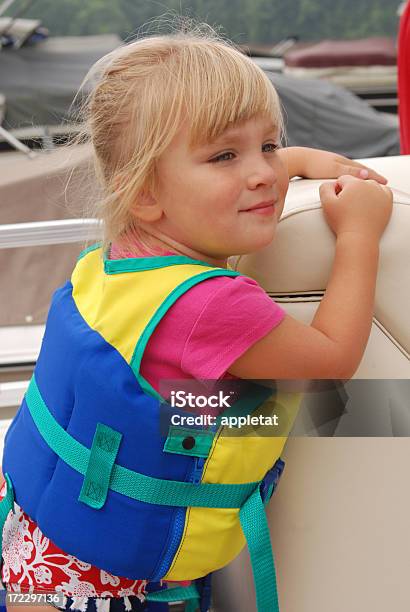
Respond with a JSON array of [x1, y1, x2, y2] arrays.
[[210, 151, 235, 163], [209, 143, 279, 163], [264, 142, 279, 153]]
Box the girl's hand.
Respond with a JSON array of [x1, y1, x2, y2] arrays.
[[280, 147, 388, 184], [319, 175, 393, 240]]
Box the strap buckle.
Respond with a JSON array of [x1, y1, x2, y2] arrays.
[[260, 458, 285, 503]]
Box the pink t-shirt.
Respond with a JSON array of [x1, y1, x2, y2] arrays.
[[142, 274, 285, 388], [109, 245, 286, 388]]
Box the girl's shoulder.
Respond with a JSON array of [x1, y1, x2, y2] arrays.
[[182, 273, 281, 316], [165, 274, 286, 380]]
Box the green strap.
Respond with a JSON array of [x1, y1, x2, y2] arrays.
[[163, 426, 214, 458], [146, 584, 199, 604], [145, 491, 280, 612], [78, 423, 122, 509], [0, 473, 15, 555], [240, 487, 279, 612], [26, 376, 258, 509], [103, 253, 214, 274], [185, 598, 200, 612]]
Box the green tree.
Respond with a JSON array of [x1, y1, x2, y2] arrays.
[[3, 0, 401, 42]]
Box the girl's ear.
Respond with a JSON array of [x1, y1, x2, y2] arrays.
[[132, 190, 163, 223]]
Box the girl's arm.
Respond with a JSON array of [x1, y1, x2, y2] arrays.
[[228, 175, 393, 380], [277, 146, 388, 183]]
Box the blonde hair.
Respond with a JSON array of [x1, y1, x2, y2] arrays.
[[72, 17, 284, 254]]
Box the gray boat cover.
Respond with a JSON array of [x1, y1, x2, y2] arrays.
[[0, 34, 399, 157], [0, 36, 399, 158], [266, 72, 399, 158], [0, 34, 121, 129]]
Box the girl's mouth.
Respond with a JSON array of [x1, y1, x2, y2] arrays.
[[241, 203, 276, 215]]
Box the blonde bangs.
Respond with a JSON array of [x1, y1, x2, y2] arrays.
[[146, 38, 284, 150], [179, 42, 283, 148]]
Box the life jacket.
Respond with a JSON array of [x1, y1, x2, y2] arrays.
[[0, 245, 300, 611]]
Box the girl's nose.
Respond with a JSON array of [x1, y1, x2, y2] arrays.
[[246, 158, 277, 189]]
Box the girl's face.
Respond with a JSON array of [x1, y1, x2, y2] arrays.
[[140, 115, 289, 266]]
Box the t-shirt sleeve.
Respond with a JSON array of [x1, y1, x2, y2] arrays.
[[181, 275, 285, 380]]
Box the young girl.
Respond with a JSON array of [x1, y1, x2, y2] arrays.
[[0, 20, 392, 612]]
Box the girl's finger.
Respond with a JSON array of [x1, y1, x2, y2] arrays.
[[360, 167, 388, 184], [319, 180, 339, 203], [346, 164, 388, 184], [335, 174, 360, 187]]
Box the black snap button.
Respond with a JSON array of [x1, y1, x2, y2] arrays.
[[182, 436, 196, 450]]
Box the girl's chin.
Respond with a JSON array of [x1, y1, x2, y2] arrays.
[[234, 239, 277, 256], [247, 231, 277, 252]]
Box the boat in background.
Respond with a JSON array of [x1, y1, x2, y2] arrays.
[[243, 4, 405, 115], [283, 37, 398, 113], [0, 2, 122, 150], [249, 36, 398, 114]]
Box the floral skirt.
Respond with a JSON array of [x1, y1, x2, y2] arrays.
[[0, 482, 172, 611]]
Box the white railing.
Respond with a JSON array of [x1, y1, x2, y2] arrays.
[[0, 381, 28, 408], [0, 218, 102, 410], [0, 218, 101, 248]]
